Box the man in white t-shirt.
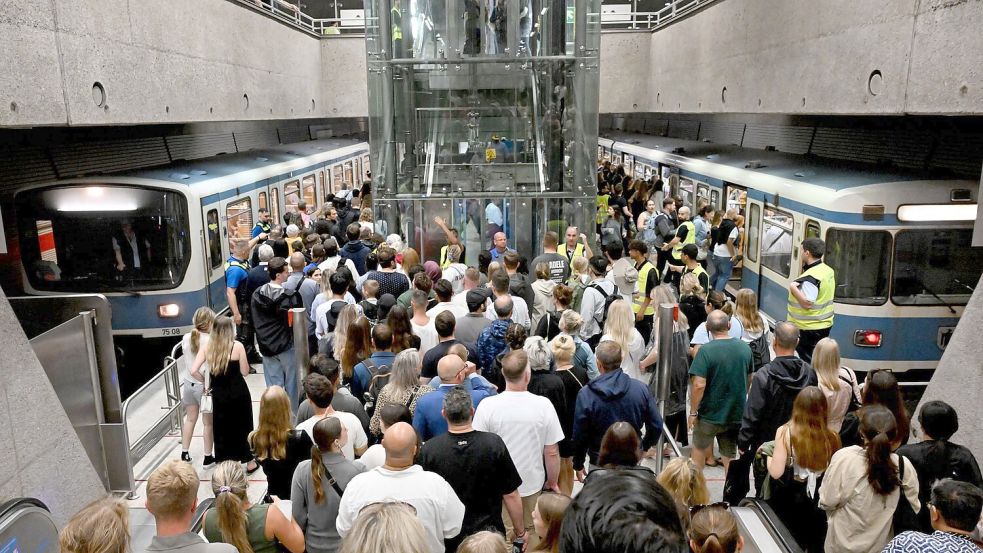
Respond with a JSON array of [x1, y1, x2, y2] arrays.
[[473, 349, 563, 543], [410, 290, 439, 357], [427, 279, 469, 320], [336, 422, 465, 553], [485, 271, 531, 329], [452, 267, 481, 309], [296, 373, 368, 460]]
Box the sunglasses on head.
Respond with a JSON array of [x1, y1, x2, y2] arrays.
[[689, 501, 730, 516]]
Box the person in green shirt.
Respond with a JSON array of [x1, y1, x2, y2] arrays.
[[687, 310, 753, 474]]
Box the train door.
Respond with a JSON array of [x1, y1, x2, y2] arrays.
[[724, 183, 748, 285], [202, 204, 224, 309], [741, 198, 764, 298], [758, 203, 796, 320]]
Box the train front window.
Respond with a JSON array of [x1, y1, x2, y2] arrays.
[[16, 185, 191, 292], [825, 228, 891, 306], [892, 229, 982, 306]]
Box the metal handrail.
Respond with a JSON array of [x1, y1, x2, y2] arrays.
[[232, 0, 724, 36], [119, 343, 184, 496]]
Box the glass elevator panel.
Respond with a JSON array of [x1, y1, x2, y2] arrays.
[[365, 0, 601, 261]]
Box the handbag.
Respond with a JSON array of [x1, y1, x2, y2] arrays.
[[893, 455, 920, 534], [200, 368, 213, 414]]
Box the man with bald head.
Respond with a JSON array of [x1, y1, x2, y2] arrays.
[[284, 251, 320, 354], [688, 309, 754, 474], [413, 354, 492, 441], [476, 293, 515, 381], [489, 231, 514, 263], [336, 422, 465, 553], [474, 350, 563, 546], [664, 204, 694, 284]]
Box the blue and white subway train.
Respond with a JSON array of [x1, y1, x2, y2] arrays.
[[11, 139, 370, 353], [600, 133, 982, 377]]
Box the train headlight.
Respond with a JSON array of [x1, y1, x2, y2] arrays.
[[854, 329, 882, 348], [158, 303, 181, 318]]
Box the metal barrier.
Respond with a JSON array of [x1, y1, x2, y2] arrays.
[[232, 0, 725, 36], [0, 499, 58, 553], [291, 307, 311, 397], [120, 342, 184, 497], [652, 302, 678, 473]]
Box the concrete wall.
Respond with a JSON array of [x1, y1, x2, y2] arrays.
[[599, 32, 653, 114], [641, 0, 983, 115], [321, 37, 369, 118], [1, 0, 328, 127], [916, 275, 983, 464], [0, 289, 106, 526]]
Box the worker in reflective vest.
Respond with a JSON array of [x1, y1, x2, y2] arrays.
[[662, 205, 694, 284], [629, 240, 658, 345], [668, 243, 709, 293], [788, 237, 836, 363], [434, 215, 466, 269], [391, 2, 403, 56], [558, 226, 593, 264]]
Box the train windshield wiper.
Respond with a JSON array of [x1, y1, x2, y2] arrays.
[[913, 274, 957, 314]]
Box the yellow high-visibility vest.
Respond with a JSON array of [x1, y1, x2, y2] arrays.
[[787, 262, 835, 330], [632, 261, 658, 316], [671, 220, 696, 260]]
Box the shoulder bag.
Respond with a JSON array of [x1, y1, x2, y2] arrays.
[[200, 368, 213, 414], [893, 455, 921, 534]]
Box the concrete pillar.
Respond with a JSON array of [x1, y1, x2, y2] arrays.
[[914, 274, 983, 463], [0, 289, 106, 526]]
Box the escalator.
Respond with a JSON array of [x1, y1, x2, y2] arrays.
[[0, 498, 59, 553], [733, 499, 805, 553]]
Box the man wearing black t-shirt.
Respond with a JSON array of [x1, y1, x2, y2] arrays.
[[418, 387, 525, 552], [421, 311, 479, 380]]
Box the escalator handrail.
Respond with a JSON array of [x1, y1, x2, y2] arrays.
[[0, 498, 50, 522], [737, 498, 805, 553], [192, 498, 215, 533]]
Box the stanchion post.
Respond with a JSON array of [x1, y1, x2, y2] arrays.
[[290, 308, 310, 400], [654, 302, 677, 474]]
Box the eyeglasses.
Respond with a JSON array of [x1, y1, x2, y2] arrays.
[[690, 502, 730, 516]]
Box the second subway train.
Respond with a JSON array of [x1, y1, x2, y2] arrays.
[[600, 132, 982, 379]]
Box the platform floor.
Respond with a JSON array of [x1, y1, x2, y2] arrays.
[[123, 363, 727, 549]]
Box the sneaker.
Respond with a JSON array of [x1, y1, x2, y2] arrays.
[[180, 451, 192, 463], [203, 455, 216, 466], [248, 367, 258, 374]]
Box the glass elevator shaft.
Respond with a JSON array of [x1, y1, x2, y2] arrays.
[[365, 0, 601, 264]]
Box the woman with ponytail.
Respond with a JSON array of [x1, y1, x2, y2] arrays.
[[291, 417, 365, 553], [204, 461, 305, 553], [819, 405, 920, 553], [689, 504, 743, 553], [190, 316, 256, 470], [180, 306, 215, 464]]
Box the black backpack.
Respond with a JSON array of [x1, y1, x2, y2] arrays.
[[589, 283, 621, 329], [749, 333, 771, 370], [361, 359, 391, 416]]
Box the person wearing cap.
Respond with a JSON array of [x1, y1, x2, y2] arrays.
[[375, 293, 397, 321], [456, 288, 493, 349], [578, 255, 617, 349]]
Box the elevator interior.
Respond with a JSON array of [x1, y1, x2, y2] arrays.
[[364, 0, 601, 264]]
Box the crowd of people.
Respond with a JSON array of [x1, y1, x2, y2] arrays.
[[56, 179, 983, 553]]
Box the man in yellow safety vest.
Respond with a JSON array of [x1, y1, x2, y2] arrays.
[[662, 205, 694, 289], [558, 226, 593, 264], [628, 239, 659, 345], [787, 237, 835, 363]]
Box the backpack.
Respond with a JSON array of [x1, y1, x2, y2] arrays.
[[569, 278, 588, 312], [361, 359, 392, 417], [572, 342, 591, 376], [749, 333, 771, 370], [589, 283, 620, 329]]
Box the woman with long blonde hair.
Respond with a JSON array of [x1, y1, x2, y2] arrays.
[[811, 338, 860, 432], [678, 272, 707, 338], [599, 299, 646, 382], [204, 461, 305, 553], [566, 256, 591, 312], [292, 417, 365, 553], [339, 314, 372, 382], [549, 334, 589, 495], [768, 386, 841, 552], [59, 497, 129, 553], [190, 316, 255, 469], [639, 285, 691, 448], [337, 502, 429, 553], [368, 348, 432, 437], [180, 306, 216, 465], [656, 457, 710, 508], [733, 288, 766, 341], [249, 386, 312, 500]]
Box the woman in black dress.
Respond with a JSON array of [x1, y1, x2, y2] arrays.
[[191, 315, 256, 471]]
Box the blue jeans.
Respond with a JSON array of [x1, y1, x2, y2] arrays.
[[262, 347, 298, 408], [710, 254, 733, 291]]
